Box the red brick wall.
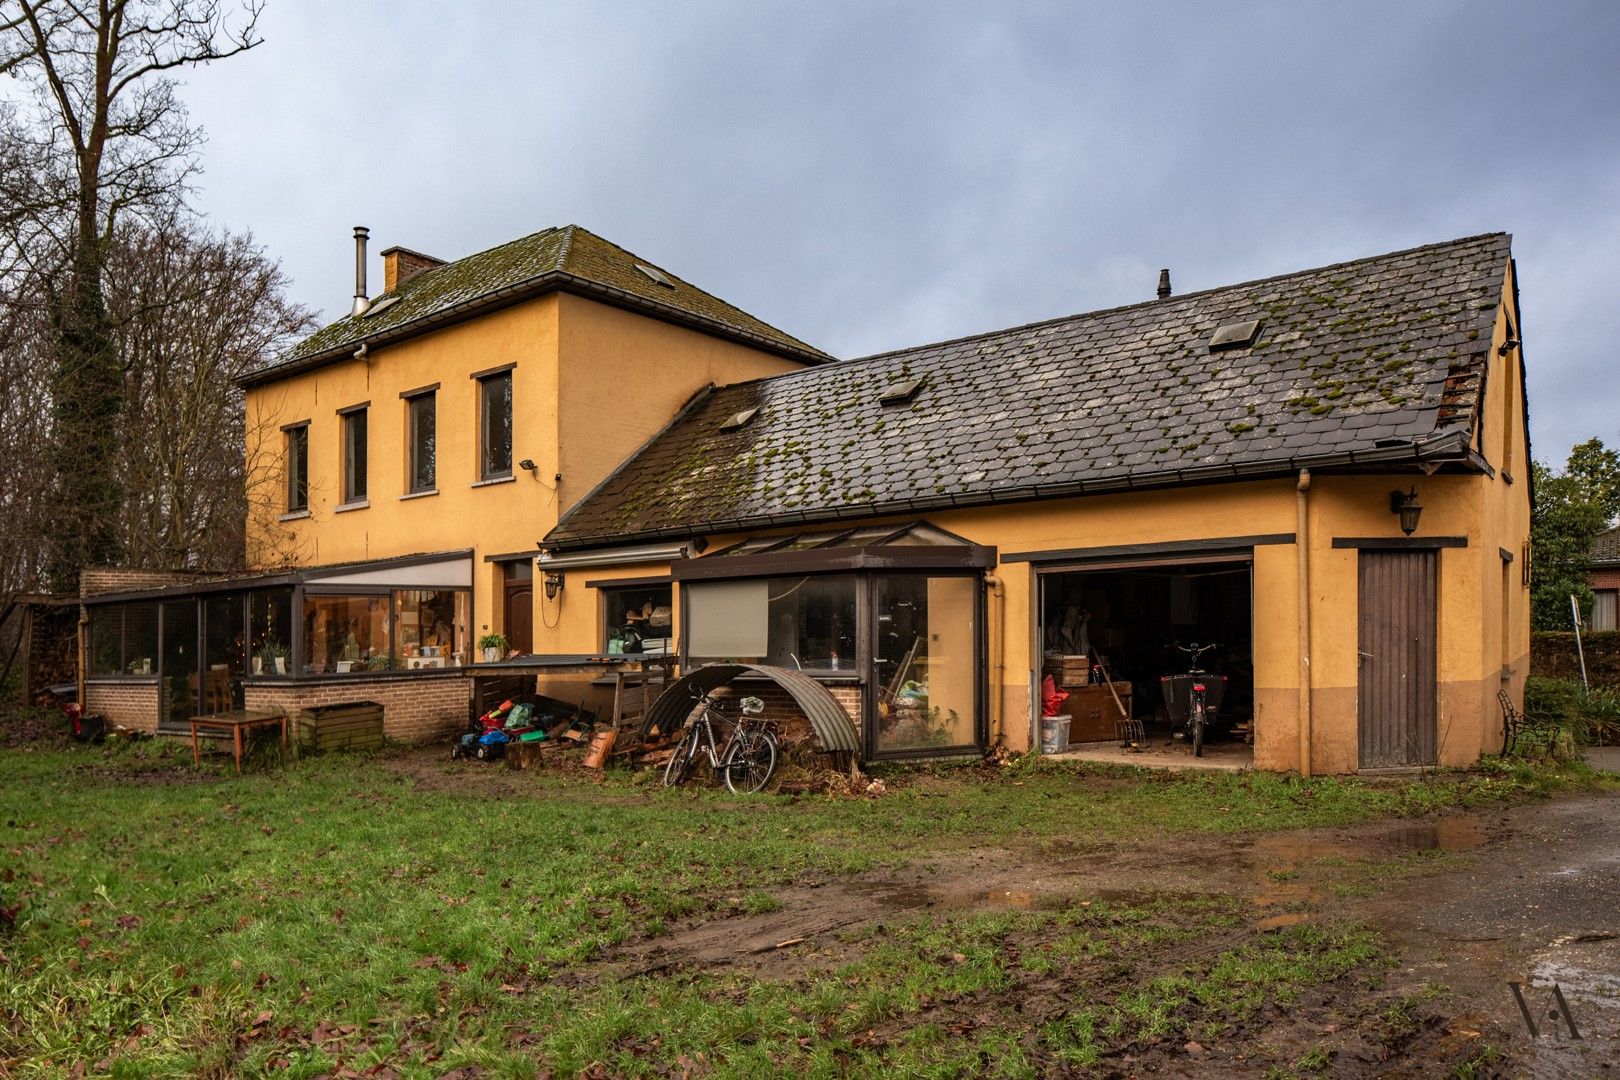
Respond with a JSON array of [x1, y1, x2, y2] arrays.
[[1593, 568, 1620, 590], [704, 682, 861, 756], [84, 682, 160, 733], [244, 675, 471, 744], [79, 568, 206, 597]]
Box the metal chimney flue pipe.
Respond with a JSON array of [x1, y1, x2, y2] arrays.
[[1157, 268, 1172, 300], [352, 226, 370, 317]]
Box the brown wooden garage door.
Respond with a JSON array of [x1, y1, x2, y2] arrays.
[[1357, 549, 1438, 768]]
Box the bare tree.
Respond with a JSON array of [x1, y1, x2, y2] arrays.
[[0, 0, 263, 591], [107, 215, 316, 570]]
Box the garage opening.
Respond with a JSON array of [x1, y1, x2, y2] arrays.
[[1038, 554, 1254, 759]]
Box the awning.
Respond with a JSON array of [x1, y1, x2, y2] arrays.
[[643, 663, 861, 753], [672, 520, 995, 581]]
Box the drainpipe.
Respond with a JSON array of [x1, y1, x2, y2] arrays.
[[1296, 469, 1313, 776], [985, 574, 1005, 748]]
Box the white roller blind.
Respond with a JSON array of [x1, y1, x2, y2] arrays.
[[1595, 590, 1618, 632], [686, 580, 768, 657]]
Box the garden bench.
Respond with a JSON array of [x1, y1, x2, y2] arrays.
[[1498, 690, 1560, 758]]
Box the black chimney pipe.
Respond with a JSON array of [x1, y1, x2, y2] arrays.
[[1157, 268, 1172, 300]]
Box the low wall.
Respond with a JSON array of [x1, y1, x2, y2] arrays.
[[1532, 631, 1620, 688], [84, 681, 160, 733], [701, 681, 862, 757], [243, 674, 471, 744]]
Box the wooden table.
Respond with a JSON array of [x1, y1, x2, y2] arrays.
[[188, 709, 288, 774]]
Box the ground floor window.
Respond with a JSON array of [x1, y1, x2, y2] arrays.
[[1594, 589, 1618, 632], [86, 601, 159, 676], [874, 575, 979, 753], [601, 583, 673, 655], [301, 588, 471, 674], [683, 569, 986, 759]]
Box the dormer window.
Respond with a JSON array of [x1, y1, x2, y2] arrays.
[[879, 377, 924, 405]]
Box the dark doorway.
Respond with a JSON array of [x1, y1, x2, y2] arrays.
[[159, 599, 199, 731], [503, 561, 533, 655], [1357, 549, 1438, 768], [1038, 557, 1254, 747]]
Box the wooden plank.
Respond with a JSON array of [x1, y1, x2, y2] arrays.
[[1357, 550, 1437, 768]]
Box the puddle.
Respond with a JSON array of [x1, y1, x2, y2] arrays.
[[1376, 818, 1488, 853]]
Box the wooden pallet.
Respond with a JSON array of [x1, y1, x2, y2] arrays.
[[294, 702, 384, 754]]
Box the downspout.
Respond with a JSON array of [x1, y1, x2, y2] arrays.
[[985, 574, 1005, 748], [1296, 469, 1313, 776], [76, 604, 87, 716]]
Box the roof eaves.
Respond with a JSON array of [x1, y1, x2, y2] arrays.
[[544, 434, 1484, 553]]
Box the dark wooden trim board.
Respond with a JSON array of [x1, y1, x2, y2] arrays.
[[1500, 546, 1514, 563], [483, 550, 537, 563], [336, 400, 370, 415], [1332, 536, 1468, 550], [469, 362, 517, 381], [585, 575, 673, 590], [1001, 534, 1295, 565], [399, 382, 440, 399], [280, 419, 310, 432]]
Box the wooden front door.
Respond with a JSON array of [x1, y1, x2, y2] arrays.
[[504, 579, 533, 654], [1357, 549, 1438, 768]]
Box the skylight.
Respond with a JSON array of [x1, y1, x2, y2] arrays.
[[719, 406, 761, 431], [879, 377, 925, 405], [634, 263, 676, 289], [362, 295, 400, 318], [1209, 318, 1263, 351]]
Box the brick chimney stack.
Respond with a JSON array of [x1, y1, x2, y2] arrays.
[[380, 245, 448, 293]]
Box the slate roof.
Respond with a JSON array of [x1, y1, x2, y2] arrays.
[[546, 234, 1512, 551], [241, 226, 830, 387], [1593, 525, 1620, 567]]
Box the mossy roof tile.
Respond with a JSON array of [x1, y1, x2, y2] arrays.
[[547, 233, 1512, 550], [243, 225, 828, 386]]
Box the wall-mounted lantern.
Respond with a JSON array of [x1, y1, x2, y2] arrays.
[[543, 571, 564, 601], [1389, 487, 1423, 536]]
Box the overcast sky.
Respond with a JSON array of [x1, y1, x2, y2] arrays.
[[177, 1, 1619, 463]]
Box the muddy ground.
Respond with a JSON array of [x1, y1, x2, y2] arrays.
[[597, 790, 1620, 1076]]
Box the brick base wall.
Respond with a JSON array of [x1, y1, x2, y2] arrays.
[[704, 682, 862, 758], [244, 675, 471, 744], [84, 682, 160, 733], [1593, 568, 1620, 591]]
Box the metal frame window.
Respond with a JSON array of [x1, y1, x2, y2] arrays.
[[404, 387, 437, 494], [475, 366, 513, 481], [340, 404, 368, 504], [285, 422, 309, 512]]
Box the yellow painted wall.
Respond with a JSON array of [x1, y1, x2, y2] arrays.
[[244, 293, 800, 652]]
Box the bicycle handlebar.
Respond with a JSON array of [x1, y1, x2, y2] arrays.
[[1176, 642, 1218, 659]]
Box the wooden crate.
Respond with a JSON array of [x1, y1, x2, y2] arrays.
[[294, 701, 384, 754], [1061, 683, 1133, 743], [1042, 655, 1092, 684]]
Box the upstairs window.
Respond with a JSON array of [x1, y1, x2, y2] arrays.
[[406, 388, 436, 493], [478, 368, 513, 480], [285, 423, 309, 512], [341, 406, 368, 504]]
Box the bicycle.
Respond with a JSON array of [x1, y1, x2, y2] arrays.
[[1159, 642, 1225, 758], [662, 689, 780, 793]]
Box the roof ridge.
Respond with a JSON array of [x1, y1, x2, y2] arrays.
[[555, 223, 577, 272], [562, 225, 833, 358]]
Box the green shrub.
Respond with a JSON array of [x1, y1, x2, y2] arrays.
[[1524, 676, 1620, 748]]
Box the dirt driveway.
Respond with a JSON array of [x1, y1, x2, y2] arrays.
[[615, 791, 1619, 1076]]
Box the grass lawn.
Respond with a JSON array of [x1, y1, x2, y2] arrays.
[[0, 725, 1608, 1078]]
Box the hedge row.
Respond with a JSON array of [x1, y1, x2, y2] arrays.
[[1532, 630, 1620, 687]]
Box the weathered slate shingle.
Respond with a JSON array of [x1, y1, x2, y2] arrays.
[[546, 233, 1511, 550], [242, 226, 829, 386], [1593, 525, 1620, 567]]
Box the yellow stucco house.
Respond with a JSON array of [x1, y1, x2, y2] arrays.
[[80, 226, 1531, 774]]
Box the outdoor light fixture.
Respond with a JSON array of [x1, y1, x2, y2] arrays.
[[543, 571, 564, 600], [518, 458, 536, 472], [1389, 487, 1423, 536]]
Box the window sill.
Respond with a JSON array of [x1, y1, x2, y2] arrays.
[[399, 489, 438, 501], [335, 499, 369, 513], [278, 509, 311, 522], [472, 474, 515, 488]]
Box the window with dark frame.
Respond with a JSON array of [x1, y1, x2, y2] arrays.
[[601, 583, 673, 654], [407, 390, 436, 493], [479, 369, 513, 480], [286, 424, 309, 511], [342, 407, 368, 504]]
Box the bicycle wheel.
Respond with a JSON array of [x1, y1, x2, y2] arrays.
[[722, 728, 778, 794], [1191, 694, 1205, 758], [663, 726, 698, 787]]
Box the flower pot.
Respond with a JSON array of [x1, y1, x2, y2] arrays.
[[252, 657, 263, 675], [274, 657, 287, 675], [483, 647, 499, 663]]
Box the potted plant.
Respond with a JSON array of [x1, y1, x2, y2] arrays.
[[258, 641, 289, 676], [478, 633, 507, 663], [366, 652, 394, 672]]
